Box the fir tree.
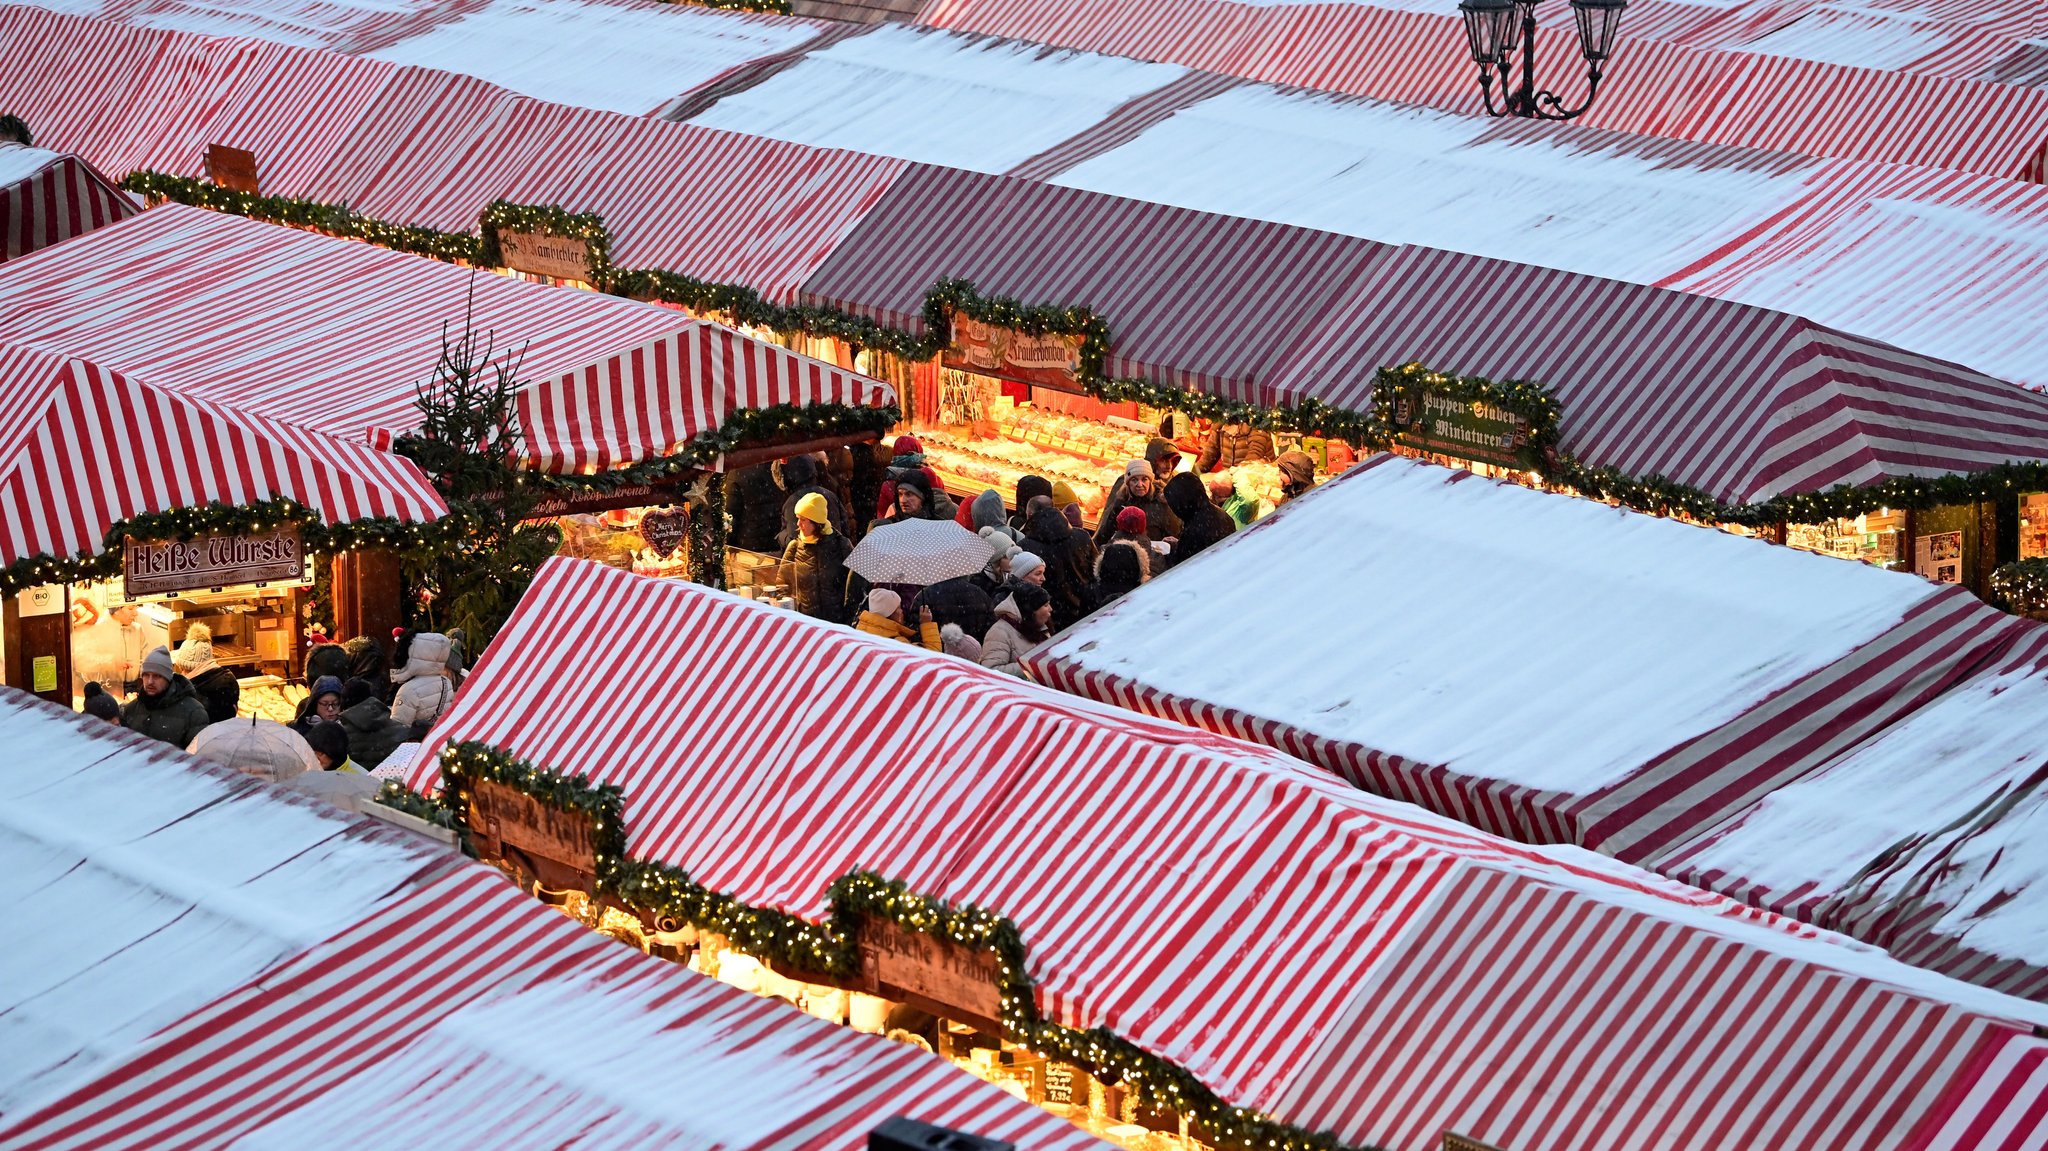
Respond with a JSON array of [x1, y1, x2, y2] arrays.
[[398, 278, 561, 649]]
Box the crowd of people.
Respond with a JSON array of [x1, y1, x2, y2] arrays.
[[753, 431, 1317, 677], [78, 626, 467, 780]]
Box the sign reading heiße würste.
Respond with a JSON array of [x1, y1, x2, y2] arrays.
[[123, 525, 305, 597]]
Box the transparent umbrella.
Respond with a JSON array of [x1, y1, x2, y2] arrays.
[[845, 519, 992, 586], [187, 717, 316, 783]]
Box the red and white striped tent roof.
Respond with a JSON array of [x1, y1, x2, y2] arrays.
[[402, 555, 2048, 1151], [1264, 244, 2048, 503], [1655, 622, 2048, 1004], [0, 143, 138, 262], [1029, 455, 2039, 868], [0, 343, 445, 564], [0, 691, 1101, 1151], [798, 165, 1392, 399], [0, 205, 892, 474], [913, 0, 2048, 179]]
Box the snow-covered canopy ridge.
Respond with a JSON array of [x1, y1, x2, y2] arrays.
[[402, 554, 2048, 1151], [0, 689, 1107, 1151], [0, 142, 137, 262]]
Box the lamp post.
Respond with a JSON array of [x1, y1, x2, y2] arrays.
[[1457, 0, 1628, 120]]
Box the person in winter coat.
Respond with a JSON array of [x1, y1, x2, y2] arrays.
[[174, 624, 242, 723], [966, 489, 1019, 544], [939, 623, 982, 663], [1104, 506, 1158, 579], [776, 454, 850, 549], [1095, 460, 1180, 546], [980, 584, 1052, 678], [1006, 550, 1046, 589], [1009, 475, 1052, 533], [1022, 504, 1097, 633], [869, 471, 941, 532], [854, 589, 942, 650], [336, 677, 414, 769], [119, 646, 212, 748], [912, 573, 996, 644], [973, 528, 1021, 600], [305, 642, 350, 690], [293, 675, 346, 737], [1164, 471, 1235, 568], [81, 681, 122, 722], [301, 721, 367, 775], [1195, 421, 1277, 474], [342, 636, 387, 701], [781, 491, 852, 623], [876, 435, 956, 523], [1093, 539, 1148, 605], [724, 462, 784, 553], [1049, 481, 1086, 531], [1276, 450, 1317, 504], [390, 631, 459, 730]]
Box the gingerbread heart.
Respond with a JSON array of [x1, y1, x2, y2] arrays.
[[640, 506, 689, 559]]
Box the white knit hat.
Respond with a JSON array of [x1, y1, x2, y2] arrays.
[[867, 588, 902, 617], [1009, 551, 1046, 581]]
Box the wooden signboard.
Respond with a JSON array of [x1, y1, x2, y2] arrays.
[[465, 778, 599, 881], [854, 917, 1004, 1024], [205, 144, 260, 195], [1443, 1133, 1507, 1151], [123, 525, 305, 597], [1387, 387, 1532, 470], [497, 230, 592, 281], [943, 312, 1084, 395]]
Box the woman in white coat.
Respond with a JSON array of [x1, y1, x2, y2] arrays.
[[979, 583, 1053, 678], [390, 631, 460, 729]]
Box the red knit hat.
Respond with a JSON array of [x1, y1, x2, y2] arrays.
[[893, 434, 923, 456], [1116, 506, 1147, 535]]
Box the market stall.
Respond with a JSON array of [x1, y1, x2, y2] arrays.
[[0, 691, 1096, 1151], [393, 555, 2048, 1151], [0, 342, 447, 709], [0, 142, 137, 261], [798, 166, 1401, 524], [1029, 455, 2034, 868], [0, 204, 896, 596]]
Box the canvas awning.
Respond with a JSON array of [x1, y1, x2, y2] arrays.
[[0, 205, 893, 475], [0, 144, 138, 262], [0, 692, 1101, 1151], [399, 555, 2048, 1151]]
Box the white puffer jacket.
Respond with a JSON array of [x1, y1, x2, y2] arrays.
[[390, 632, 457, 728]]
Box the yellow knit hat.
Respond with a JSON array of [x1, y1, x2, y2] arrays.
[[794, 492, 833, 534], [1050, 481, 1080, 509]]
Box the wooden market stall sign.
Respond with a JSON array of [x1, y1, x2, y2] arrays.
[[944, 312, 1085, 395], [497, 230, 593, 281], [205, 144, 260, 195], [854, 916, 1005, 1028], [123, 524, 305, 597], [1388, 387, 1533, 470], [465, 778, 600, 885]]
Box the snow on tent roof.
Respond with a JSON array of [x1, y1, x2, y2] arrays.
[[1028, 455, 2037, 864], [683, 23, 1188, 173], [400, 555, 2048, 1151], [1657, 624, 2048, 1003], [0, 343, 446, 564], [0, 691, 1101, 1151], [1050, 82, 2048, 390], [0, 143, 137, 262], [0, 695, 454, 1111], [917, 0, 2048, 178], [362, 0, 826, 116], [0, 205, 891, 473]]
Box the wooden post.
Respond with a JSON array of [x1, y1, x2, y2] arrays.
[[332, 548, 405, 645], [7, 587, 72, 704]]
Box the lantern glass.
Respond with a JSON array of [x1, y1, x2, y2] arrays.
[[1459, 0, 1518, 65], [1570, 0, 1628, 64]]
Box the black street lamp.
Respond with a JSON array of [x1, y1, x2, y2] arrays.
[[1458, 0, 1628, 120]]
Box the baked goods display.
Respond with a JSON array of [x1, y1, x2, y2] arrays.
[[238, 677, 305, 723]]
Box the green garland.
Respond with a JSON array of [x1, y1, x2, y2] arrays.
[[480, 200, 615, 288], [405, 741, 1376, 1151], [1990, 558, 2048, 616], [0, 497, 482, 600], [123, 172, 480, 263], [374, 779, 459, 829]]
